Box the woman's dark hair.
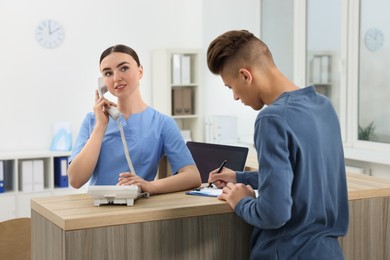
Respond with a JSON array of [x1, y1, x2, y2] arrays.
[[99, 44, 141, 66]]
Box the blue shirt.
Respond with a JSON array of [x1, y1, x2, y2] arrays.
[[70, 107, 195, 185], [235, 86, 349, 259]]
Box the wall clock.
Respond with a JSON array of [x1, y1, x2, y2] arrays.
[[364, 28, 384, 52], [35, 19, 65, 49]]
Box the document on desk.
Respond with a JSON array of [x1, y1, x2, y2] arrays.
[[186, 187, 258, 197], [186, 187, 223, 197]]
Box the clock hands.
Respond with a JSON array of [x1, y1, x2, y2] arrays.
[[48, 20, 52, 34], [47, 20, 62, 35], [50, 27, 62, 35]]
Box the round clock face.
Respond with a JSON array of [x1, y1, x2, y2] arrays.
[[35, 19, 65, 49], [364, 28, 384, 52]]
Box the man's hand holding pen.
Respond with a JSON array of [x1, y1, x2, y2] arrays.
[[207, 160, 255, 210], [207, 160, 237, 188]]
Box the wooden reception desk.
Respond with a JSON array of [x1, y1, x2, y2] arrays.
[[31, 191, 252, 260], [31, 171, 390, 260], [339, 173, 390, 260]]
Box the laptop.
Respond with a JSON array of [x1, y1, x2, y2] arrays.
[[186, 141, 249, 183]]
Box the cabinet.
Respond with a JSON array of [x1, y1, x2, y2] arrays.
[[0, 151, 84, 221], [152, 49, 203, 142]]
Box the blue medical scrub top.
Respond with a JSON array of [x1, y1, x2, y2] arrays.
[[70, 107, 195, 185]]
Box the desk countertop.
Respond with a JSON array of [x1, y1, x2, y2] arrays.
[[31, 190, 232, 231], [345, 173, 390, 200], [32, 156, 390, 232]]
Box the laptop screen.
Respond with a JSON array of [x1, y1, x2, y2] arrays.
[[186, 141, 249, 183]]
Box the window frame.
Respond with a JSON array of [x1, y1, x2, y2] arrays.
[[260, 0, 390, 166]]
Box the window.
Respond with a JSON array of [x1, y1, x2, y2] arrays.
[[358, 0, 390, 144], [260, 0, 390, 167], [306, 0, 342, 117]]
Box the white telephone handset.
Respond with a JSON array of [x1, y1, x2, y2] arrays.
[[97, 77, 136, 175], [97, 77, 121, 120]]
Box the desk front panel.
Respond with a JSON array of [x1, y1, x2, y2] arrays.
[[32, 210, 252, 260]]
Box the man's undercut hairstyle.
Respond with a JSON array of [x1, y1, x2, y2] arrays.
[[207, 30, 275, 75]]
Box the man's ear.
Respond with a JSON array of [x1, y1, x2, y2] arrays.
[[239, 69, 251, 82]]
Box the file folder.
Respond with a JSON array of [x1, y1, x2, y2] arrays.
[[181, 55, 191, 84], [182, 87, 193, 115], [54, 157, 69, 187], [20, 160, 34, 192], [0, 160, 4, 193], [172, 88, 183, 115], [33, 160, 44, 191], [172, 87, 193, 115], [171, 54, 181, 84]]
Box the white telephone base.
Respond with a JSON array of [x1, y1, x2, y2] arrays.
[[88, 185, 141, 207]]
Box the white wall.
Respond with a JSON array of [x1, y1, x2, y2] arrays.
[[0, 0, 260, 152], [202, 0, 260, 144], [1, 0, 205, 151]]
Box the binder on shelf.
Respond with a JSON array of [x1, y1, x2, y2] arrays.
[[172, 87, 193, 116], [20, 160, 34, 192], [181, 55, 191, 84], [311, 56, 321, 83], [182, 87, 193, 115], [171, 54, 181, 85], [320, 55, 330, 83], [172, 88, 184, 115], [0, 160, 4, 193], [54, 157, 69, 187], [33, 160, 44, 191]]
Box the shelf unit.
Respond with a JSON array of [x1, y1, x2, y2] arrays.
[[307, 51, 334, 97], [0, 150, 84, 221], [152, 49, 203, 142]]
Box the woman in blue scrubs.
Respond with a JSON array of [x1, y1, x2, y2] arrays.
[[68, 44, 201, 195]]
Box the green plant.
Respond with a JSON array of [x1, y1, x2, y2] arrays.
[[358, 122, 376, 141]]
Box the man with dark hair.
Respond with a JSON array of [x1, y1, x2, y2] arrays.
[[207, 30, 349, 259]]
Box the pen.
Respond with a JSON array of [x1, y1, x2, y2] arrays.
[[217, 160, 227, 173], [208, 160, 227, 188]]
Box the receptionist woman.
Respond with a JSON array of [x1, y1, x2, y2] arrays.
[[68, 44, 201, 195]]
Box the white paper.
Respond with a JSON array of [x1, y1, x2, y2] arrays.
[[187, 187, 258, 197]]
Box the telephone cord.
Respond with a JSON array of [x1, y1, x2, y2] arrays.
[[117, 119, 137, 175]]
